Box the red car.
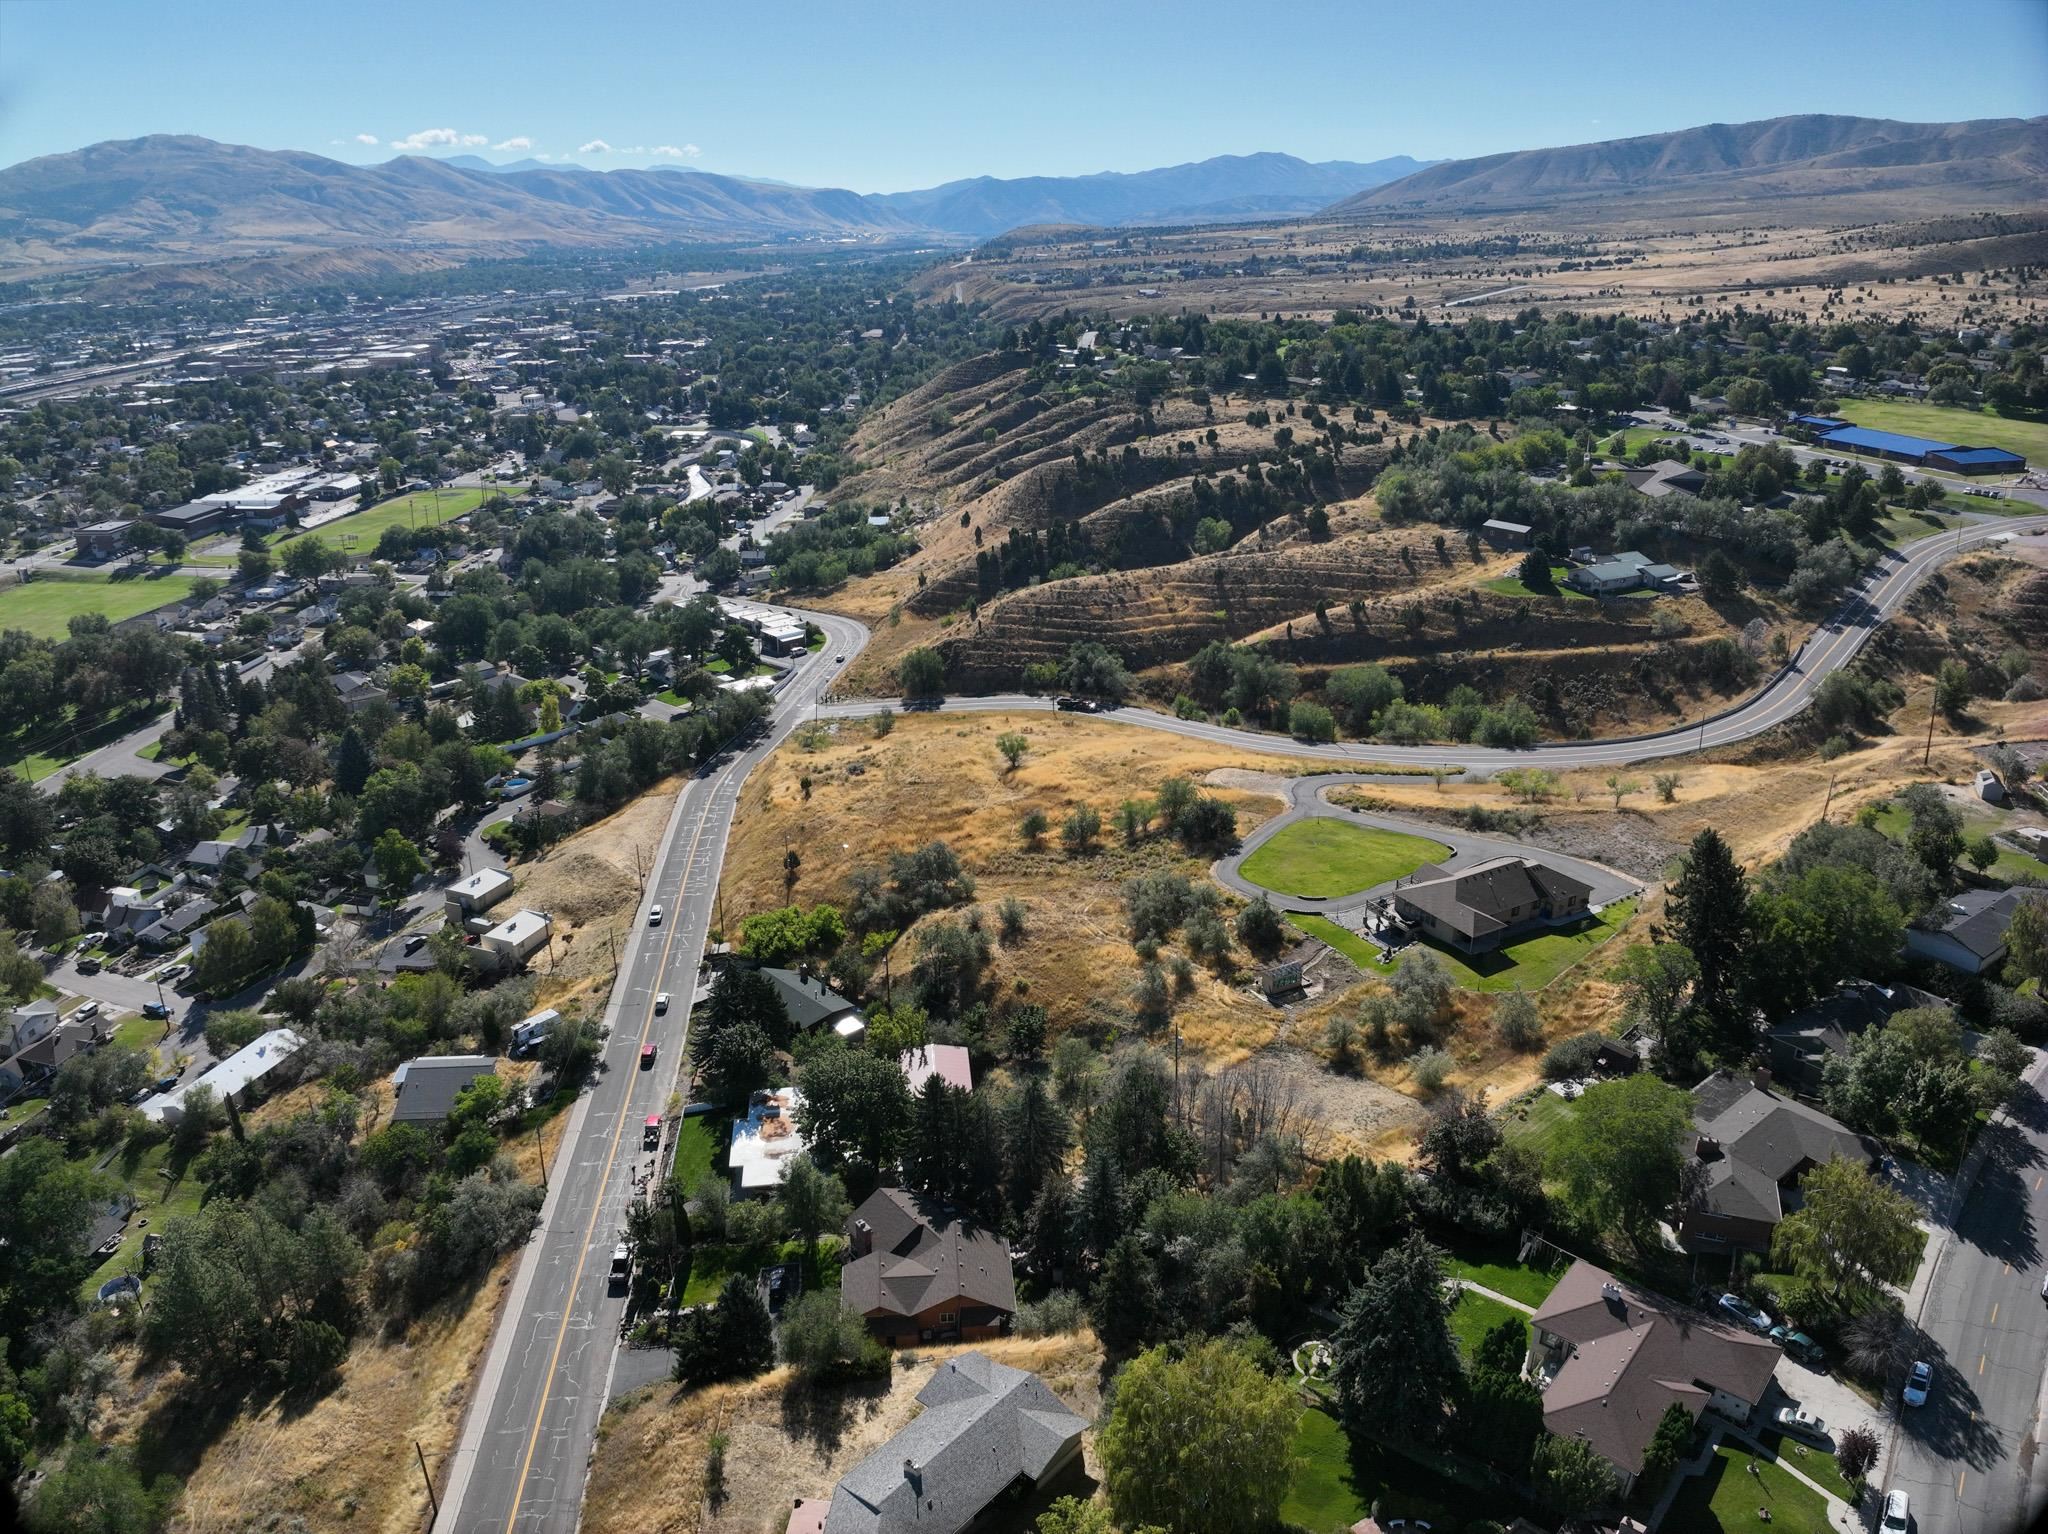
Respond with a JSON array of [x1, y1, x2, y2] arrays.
[[640, 1043, 657, 1070]]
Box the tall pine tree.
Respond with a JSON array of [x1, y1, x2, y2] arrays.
[[1664, 828, 1753, 1060]]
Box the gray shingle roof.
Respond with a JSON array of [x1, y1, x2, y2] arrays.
[[761, 967, 859, 1031], [390, 1056, 497, 1123], [1918, 888, 2023, 962], [1691, 1071, 1876, 1185], [824, 1353, 1086, 1534], [1395, 856, 1592, 940]]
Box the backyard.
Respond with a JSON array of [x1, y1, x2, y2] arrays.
[[1482, 565, 1592, 601], [1442, 1244, 1565, 1309], [1447, 1289, 1525, 1361], [0, 569, 198, 641], [680, 1234, 843, 1306], [1282, 1404, 1507, 1533], [1240, 820, 1450, 900], [1292, 896, 1638, 993], [274, 485, 493, 553]]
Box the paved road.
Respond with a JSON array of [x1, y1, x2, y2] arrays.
[[1884, 1062, 2048, 1534], [818, 514, 2048, 772], [438, 606, 866, 1534], [1210, 776, 1640, 916]]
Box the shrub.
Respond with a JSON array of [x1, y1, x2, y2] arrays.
[[1541, 1030, 1609, 1082], [1408, 1047, 1454, 1093], [1493, 990, 1543, 1051], [1015, 1289, 1087, 1336]]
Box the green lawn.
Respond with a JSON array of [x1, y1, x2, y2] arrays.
[[1292, 896, 1637, 993], [670, 1110, 730, 1191], [1868, 797, 2048, 887], [274, 485, 492, 553], [1834, 399, 2048, 469], [1449, 1289, 1524, 1361], [1502, 1089, 1582, 1161], [1240, 820, 1450, 900], [1663, 1443, 1834, 1534], [78, 1141, 205, 1305], [0, 570, 198, 641], [1752, 1431, 1853, 1503], [1283, 1406, 1505, 1533], [1443, 1247, 1564, 1309], [681, 1234, 843, 1306], [1482, 567, 1593, 601]]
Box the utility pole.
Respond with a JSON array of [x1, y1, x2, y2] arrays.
[[415, 1441, 441, 1527], [534, 1122, 549, 1191], [1820, 771, 1837, 824], [1923, 695, 1937, 768]]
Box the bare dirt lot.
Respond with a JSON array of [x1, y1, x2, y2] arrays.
[[584, 1333, 1105, 1534]]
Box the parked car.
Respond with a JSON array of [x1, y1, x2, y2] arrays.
[[640, 1043, 657, 1069], [1770, 1325, 1825, 1366], [76, 956, 102, 975], [142, 1002, 169, 1021], [648, 904, 663, 926], [655, 992, 669, 1014], [402, 933, 429, 956], [1717, 1293, 1772, 1334], [608, 1242, 631, 1291], [1774, 1405, 1829, 1443], [157, 963, 190, 985], [1903, 1360, 1933, 1407], [1880, 1489, 1910, 1534], [75, 1001, 99, 1021]]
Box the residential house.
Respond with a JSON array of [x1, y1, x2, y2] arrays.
[[390, 1056, 497, 1124], [901, 1045, 973, 1096], [1906, 888, 2024, 975], [180, 826, 278, 874], [1390, 855, 1593, 954], [730, 1086, 808, 1197], [332, 671, 388, 712], [137, 897, 217, 951], [0, 1016, 107, 1097], [1763, 980, 1948, 1095], [819, 1353, 1087, 1534], [444, 866, 515, 918], [762, 966, 862, 1034], [478, 908, 551, 969], [841, 1188, 1016, 1345], [1565, 550, 1684, 596], [1, 999, 61, 1057], [141, 1027, 304, 1125], [1678, 1070, 1879, 1253], [1622, 460, 1708, 499], [1527, 1260, 1779, 1496]]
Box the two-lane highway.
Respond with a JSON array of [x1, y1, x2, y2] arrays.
[[1885, 1062, 2048, 1534], [439, 606, 867, 1534]]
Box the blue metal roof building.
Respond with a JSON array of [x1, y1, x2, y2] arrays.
[[1927, 445, 2027, 474], [1819, 425, 1958, 461], [1791, 415, 1849, 432]]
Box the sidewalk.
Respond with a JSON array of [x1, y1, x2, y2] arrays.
[[1449, 1278, 1537, 1315]]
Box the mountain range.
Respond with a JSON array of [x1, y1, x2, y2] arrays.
[[2, 115, 2042, 291], [1334, 113, 2048, 214]]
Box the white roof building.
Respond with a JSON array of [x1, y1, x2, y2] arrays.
[[142, 1027, 305, 1125], [729, 1086, 807, 1196], [445, 866, 515, 915]]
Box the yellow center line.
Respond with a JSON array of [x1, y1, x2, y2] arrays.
[[1979, 1354, 1987, 1375], [500, 782, 717, 1534], [1958, 1469, 1968, 1498], [1990, 1301, 1999, 1325]]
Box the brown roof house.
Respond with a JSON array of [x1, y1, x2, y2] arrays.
[[820, 1352, 1086, 1534], [1529, 1260, 1780, 1495], [1391, 856, 1593, 954], [841, 1188, 1016, 1346], [1677, 1069, 1879, 1254]]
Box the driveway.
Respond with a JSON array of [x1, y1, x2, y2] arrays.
[[1211, 776, 1642, 918]]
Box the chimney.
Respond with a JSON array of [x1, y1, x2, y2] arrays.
[[1751, 1066, 1773, 1094], [903, 1458, 919, 1482], [851, 1218, 873, 1258]]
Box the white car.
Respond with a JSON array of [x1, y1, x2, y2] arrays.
[[648, 904, 663, 926], [655, 993, 670, 1014], [1902, 1359, 1933, 1407], [1880, 1488, 1910, 1534], [1773, 1405, 1828, 1443]]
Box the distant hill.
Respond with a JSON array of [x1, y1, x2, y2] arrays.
[[1332, 114, 2048, 215], [871, 152, 1436, 237], [0, 138, 1438, 284]]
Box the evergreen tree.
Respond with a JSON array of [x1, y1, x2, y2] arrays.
[[1330, 1235, 1462, 1444], [333, 726, 373, 798], [1665, 828, 1752, 1055], [1089, 1234, 1161, 1354], [673, 1272, 775, 1385], [1002, 1078, 1072, 1216]]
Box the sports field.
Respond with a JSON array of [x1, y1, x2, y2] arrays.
[[0, 571, 199, 640], [275, 485, 492, 552], [1834, 400, 2046, 467]]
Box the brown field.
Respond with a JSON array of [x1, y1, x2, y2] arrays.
[[585, 1332, 1105, 1534], [927, 209, 2048, 330]]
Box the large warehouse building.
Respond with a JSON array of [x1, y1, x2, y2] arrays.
[[1800, 420, 2026, 476]]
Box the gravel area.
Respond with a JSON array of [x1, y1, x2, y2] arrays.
[[1248, 1043, 1425, 1150], [1387, 804, 1680, 884]]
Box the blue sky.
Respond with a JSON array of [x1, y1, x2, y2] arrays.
[[3, 0, 2043, 190]]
